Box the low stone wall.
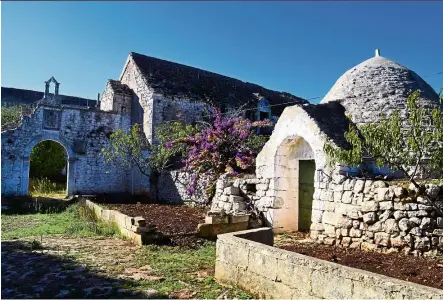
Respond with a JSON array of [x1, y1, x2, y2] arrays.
[[154, 170, 210, 204], [215, 228, 443, 299], [309, 179, 443, 255], [85, 199, 152, 246], [211, 174, 269, 214]]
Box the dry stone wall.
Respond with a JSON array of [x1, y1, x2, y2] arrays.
[[309, 175, 443, 255], [211, 174, 270, 215]]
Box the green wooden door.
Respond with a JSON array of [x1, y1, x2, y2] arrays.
[[298, 160, 315, 231]]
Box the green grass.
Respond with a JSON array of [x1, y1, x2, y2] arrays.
[[124, 243, 252, 299], [1, 202, 120, 240]]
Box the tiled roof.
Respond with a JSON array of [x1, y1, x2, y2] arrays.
[[1, 87, 97, 107], [107, 80, 133, 95], [130, 52, 308, 115]]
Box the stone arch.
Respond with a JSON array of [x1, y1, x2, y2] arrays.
[[255, 105, 330, 232], [21, 132, 76, 196]]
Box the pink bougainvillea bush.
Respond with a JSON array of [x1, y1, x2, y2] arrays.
[[167, 110, 272, 197]]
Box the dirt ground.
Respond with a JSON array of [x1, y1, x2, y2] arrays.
[[105, 203, 208, 246], [275, 234, 443, 290], [1, 237, 163, 299]]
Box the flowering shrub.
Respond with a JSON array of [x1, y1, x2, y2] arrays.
[[168, 110, 272, 196]]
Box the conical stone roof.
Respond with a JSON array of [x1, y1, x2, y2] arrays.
[[320, 51, 440, 124]]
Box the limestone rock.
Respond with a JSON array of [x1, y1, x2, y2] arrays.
[[393, 211, 406, 220], [362, 212, 377, 224], [361, 201, 378, 212], [383, 219, 399, 234], [398, 218, 413, 232], [420, 217, 435, 231], [374, 232, 390, 247]]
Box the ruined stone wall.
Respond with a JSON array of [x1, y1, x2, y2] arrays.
[[1, 103, 134, 196], [309, 175, 443, 255]]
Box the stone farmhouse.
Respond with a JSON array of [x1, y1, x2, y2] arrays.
[[2, 49, 442, 254], [1, 52, 306, 197]]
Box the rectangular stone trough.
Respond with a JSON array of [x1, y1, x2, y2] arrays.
[[85, 199, 150, 246], [215, 228, 443, 299]]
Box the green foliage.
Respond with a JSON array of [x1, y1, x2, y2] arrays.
[[324, 90, 443, 181], [102, 121, 200, 174], [1, 104, 26, 130], [30, 141, 67, 181], [150, 121, 201, 170], [102, 123, 150, 175]]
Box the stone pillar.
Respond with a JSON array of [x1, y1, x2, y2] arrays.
[[67, 157, 76, 196], [20, 156, 30, 196]]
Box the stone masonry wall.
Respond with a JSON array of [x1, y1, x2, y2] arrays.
[[211, 174, 270, 215], [154, 170, 211, 205], [309, 176, 443, 255], [215, 228, 443, 299]]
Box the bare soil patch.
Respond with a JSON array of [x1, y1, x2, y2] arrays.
[[275, 234, 443, 290], [105, 203, 208, 247]]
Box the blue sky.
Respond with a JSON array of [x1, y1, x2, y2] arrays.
[[2, 1, 443, 103]]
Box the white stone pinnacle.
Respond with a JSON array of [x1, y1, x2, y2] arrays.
[[375, 49, 380, 57]]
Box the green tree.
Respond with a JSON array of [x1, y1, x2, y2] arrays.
[[324, 89, 443, 215], [1, 104, 25, 130], [101, 122, 199, 176], [30, 141, 67, 181]]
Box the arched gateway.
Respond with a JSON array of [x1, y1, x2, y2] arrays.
[[1, 77, 148, 197]]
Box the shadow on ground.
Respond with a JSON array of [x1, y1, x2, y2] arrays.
[[1, 196, 79, 215], [1, 240, 165, 299]]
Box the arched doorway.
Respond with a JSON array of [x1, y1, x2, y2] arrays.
[[21, 134, 76, 197], [28, 140, 68, 197], [273, 136, 316, 232]]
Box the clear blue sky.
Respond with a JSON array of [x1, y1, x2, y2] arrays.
[[2, 1, 443, 103]]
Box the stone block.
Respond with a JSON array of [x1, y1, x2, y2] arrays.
[[383, 219, 399, 234], [361, 201, 378, 212], [374, 232, 390, 247], [376, 187, 389, 201], [322, 211, 338, 225], [437, 217, 443, 229], [379, 201, 393, 210], [197, 222, 248, 238], [420, 217, 435, 231], [134, 217, 146, 227], [229, 195, 244, 202], [233, 202, 246, 211], [205, 215, 229, 224], [398, 218, 413, 232], [311, 209, 323, 223], [224, 186, 240, 196], [349, 228, 362, 238], [361, 241, 378, 251], [354, 180, 365, 193], [393, 210, 406, 220], [333, 191, 343, 202], [363, 212, 377, 224], [341, 191, 353, 204], [405, 203, 418, 211]]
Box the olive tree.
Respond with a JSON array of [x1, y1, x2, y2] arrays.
[[324, 89, 443, 215]]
